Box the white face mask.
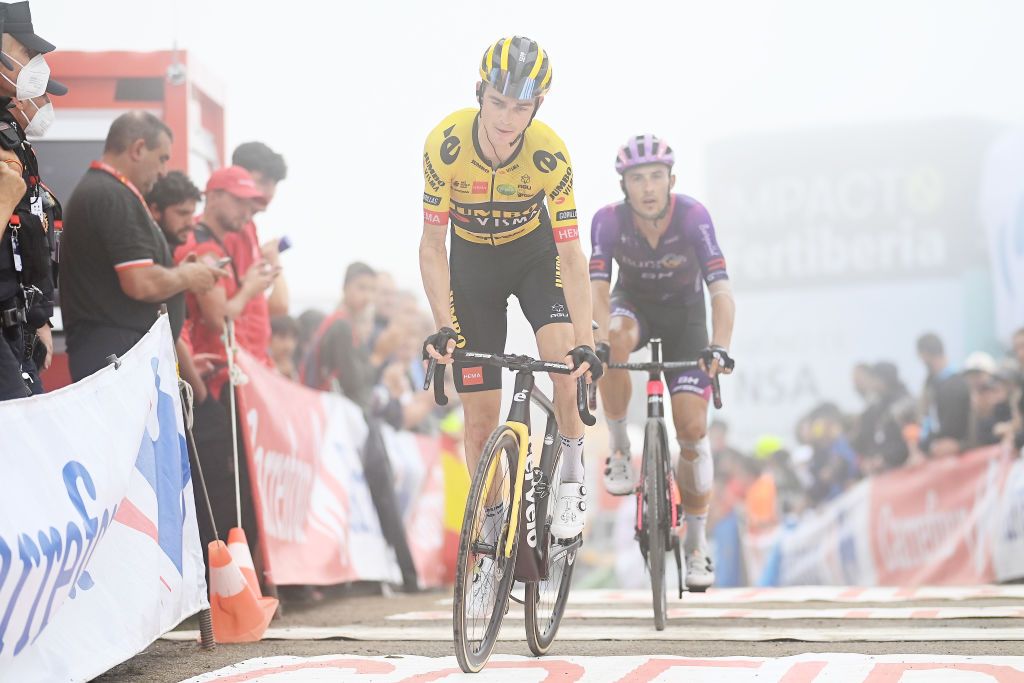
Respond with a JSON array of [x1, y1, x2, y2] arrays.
[[24, 100, 54, 137], [1, 51, 50, 100]]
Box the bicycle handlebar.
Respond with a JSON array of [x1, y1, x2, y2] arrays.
[[423, 350, 597, 426], [607, 360, 726, 410]]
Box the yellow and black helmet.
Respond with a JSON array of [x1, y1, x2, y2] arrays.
[[479, 36, 552, 101]]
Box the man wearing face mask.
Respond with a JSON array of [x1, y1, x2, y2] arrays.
[[6, 92, 57, 391], [0, 0, 68, 399]]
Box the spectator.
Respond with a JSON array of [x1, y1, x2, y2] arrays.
[[294, 307, 325, 370], [174, 166, 276, 401], [916, 332, 971, 459], [708, 419, 731, 457], [146, 170, 209, 403], [963, 352, 1012, 449], [805, 402, 860, 505], [852, 362, 914, 474], [1005, 328, 1024, 448], [60, 112, 221, 381], [269, 315, 299, 380], [302, 262, 382, 409], [229, 141, 289, 318]]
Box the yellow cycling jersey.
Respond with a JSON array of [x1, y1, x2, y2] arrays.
[[422, 108, 579, 245]]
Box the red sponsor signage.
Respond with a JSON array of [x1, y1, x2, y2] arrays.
[[554, 225, 579, 243], [234, 351, 402, 586], [423, 209, 448, 225], [472, 181, 488, 194], [868, 445, 1009, 585], [462, 366, 484, 386]]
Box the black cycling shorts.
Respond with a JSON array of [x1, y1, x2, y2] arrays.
[[450, 229, 569, 392], [610, 288, 712, 399]]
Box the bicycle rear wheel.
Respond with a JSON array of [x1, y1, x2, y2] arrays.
[[453, 426, 520, 673], [525, 446, 577, 655], [642, 420, 669, 631]]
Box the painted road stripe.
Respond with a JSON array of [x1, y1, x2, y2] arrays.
[[387, 605, 1024, 621], [435, 585, 1024, 606], [164, 624, 1024, 642], [179, 653, 1024, 683]]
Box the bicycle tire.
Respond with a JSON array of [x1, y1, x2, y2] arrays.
[[525, 445, 577, 655], [643, 420, 668, 631], [453, 426, 521, 673]]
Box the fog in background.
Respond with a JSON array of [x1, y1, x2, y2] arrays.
[[36, 0, 1024, 445]]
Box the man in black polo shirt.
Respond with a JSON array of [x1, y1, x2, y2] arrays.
[[59, 111, 224, 382]]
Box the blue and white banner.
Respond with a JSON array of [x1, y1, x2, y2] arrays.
[[0, 316, 208, 683]]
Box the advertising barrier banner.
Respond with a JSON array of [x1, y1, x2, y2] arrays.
[[234, 351, 402, 586], [0, 316, 207, 683]]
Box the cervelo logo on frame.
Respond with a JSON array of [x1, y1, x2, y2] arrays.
[[513, 390, 528, 402], [462, 366, 484, 386]]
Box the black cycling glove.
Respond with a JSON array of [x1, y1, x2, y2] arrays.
[[422, 327, 459, 360], [699, 345, 735, 373], [569, 345, 604, 382]]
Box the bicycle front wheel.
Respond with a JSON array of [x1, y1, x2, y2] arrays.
[[525, 445, 577, 655], [453, 426, 520, 673], [642, 420, 669, 631]]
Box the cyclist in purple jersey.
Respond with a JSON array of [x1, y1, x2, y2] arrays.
[[590, 134, 736, 591]]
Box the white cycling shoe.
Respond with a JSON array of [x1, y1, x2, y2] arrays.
[[549, 482, 587, 539], [603, 450, 637, 496], [685, 546, 715, 592]]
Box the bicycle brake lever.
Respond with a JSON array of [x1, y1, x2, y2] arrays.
[[576, 377, 596, 427]]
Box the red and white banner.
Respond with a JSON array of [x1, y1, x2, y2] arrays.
[[234, 351, 401, 586], [745, 445, 1022, 586]]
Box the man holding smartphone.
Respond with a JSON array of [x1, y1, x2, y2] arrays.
[[173, 165, 277, 400]]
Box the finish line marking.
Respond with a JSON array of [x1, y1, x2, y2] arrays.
[[436, 585, 1024, 606], [179, 653, 1024, 683], [164, 624, 1024, 643], [387, 605, 1024, 621]]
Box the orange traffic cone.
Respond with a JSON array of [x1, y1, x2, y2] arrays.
[[208, 540, 278, 643], [227, 527, 262, 596]]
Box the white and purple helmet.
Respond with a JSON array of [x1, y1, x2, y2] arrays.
[[615, 134, 675, 175]]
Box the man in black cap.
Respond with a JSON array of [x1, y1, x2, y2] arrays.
[[0, 0, 67, 399]]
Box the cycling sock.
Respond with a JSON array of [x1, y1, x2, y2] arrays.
[[560, 434, 585, 483], [678, 436, 713, 516], [607, 416, 631, 455], [684, 512, 708, 554]]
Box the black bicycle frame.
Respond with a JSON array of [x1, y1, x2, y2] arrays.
[[505, 371, 564, 583]]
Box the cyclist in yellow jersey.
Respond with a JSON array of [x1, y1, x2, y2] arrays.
[[421, 36, 601, 541]]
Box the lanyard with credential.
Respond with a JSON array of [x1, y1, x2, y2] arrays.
[[89, 160, 148, 209]]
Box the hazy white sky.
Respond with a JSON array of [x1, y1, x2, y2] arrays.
[[35, 0, 1024, 309]]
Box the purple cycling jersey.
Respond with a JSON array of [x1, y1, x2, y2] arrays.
[[589, 193, 729, 305]]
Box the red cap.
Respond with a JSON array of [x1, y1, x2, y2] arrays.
[[205, 166, 266, 203]]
